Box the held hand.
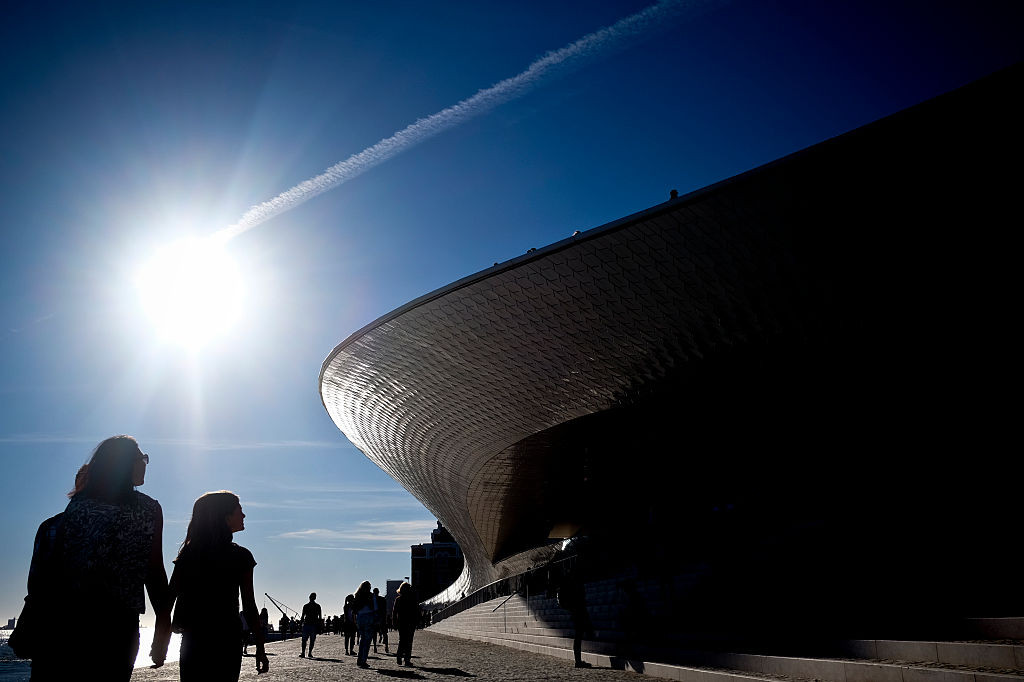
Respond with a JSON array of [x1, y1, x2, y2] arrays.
[[149, 635, 170, 668], [151, 615, 172, 667]]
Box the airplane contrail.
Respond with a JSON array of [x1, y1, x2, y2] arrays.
[[215, 0, 721, 242]]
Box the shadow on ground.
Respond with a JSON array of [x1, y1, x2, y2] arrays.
[[376, 670, 426, 679]]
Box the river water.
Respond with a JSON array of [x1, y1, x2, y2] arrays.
[[0, 628, 182, 681]]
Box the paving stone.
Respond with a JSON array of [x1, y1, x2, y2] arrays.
[[130, 630, 674, 681]]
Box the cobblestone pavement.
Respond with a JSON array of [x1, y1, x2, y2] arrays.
[[130, 630, 648, 681]]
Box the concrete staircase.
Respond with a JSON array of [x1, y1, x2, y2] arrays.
[[429, 585, 1024, 681]]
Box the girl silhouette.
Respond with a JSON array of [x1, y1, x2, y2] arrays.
[[159, 491, 268, 680]]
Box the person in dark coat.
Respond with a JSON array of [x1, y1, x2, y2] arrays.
[[28, 436, 170, 681], [392, 582, 420, 667], [559, 562, 594, 668], [343, 594, 357, 655], [372, 587, 389, 653], [352, 581, 376, 667]]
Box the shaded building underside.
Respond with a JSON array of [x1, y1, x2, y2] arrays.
[[321, 63, 1022, 626]]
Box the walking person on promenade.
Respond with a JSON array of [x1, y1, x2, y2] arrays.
[[22, 435, 171, 681], [343, 593, 357, 655], [372, 587, 389, 653], [259, 607, 270, 638], [299, 592, 322, 658], [558, 559, 594, 669], [239, 610, 250, 655], [160, 491, 269, 680], [279, 613, 289, 639], [353, 581, 376, 668], [393, 582, 420, 667]]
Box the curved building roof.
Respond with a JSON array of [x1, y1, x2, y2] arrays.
[[319, 193, 731, 594], [320, 63, 1023, 601]]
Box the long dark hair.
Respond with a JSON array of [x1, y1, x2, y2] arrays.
[[68, 435, 142, 501], [177, 490, 239, 558], [353, 580, 372, 610]]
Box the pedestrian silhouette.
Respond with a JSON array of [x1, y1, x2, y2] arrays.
[[352, 581, 375, 667], [300, 592, 321, 658], [19, 436, 171, 681], [278, 614, 289, 640], [343, 593, 357, 655], [393, 581, 420, 667], [559, 559, 594, 668], [162, 491, 269, 680], [372, 587, 389, 653]]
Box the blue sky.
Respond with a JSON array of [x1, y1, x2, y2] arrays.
[[1, 0, 1021, 626]]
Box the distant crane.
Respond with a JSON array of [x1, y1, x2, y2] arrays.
[[264, 593, 298, 620]]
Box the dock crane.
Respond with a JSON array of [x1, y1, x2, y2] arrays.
[[265, 593, 298, 621]]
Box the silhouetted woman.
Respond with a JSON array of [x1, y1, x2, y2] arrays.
[[393, 581, 420, 667], [30, 435, 170, 681], [352, 581, 375, 667], [161, 491, 269, 680], [343, 593, 357, 655], [259, 607, 270, 637]]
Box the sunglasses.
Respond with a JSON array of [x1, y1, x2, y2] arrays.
[[138, 453, 150, 464]]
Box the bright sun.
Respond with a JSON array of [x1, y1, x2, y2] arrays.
[[134, 237, 244, 348]]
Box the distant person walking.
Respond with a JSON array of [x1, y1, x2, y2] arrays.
[[300, 592, 322, 658], [161, 491, 269, 680], [371, 587, 388, 653], [392, 582, 420, 667], [259, 607, 270, 637], [239, 610, 250, 655], [352, 581, 376, 667], [343, 594, 357, 655], [278, 614, 289, 639], [23, 435, 170, 681], [558, 559, 594, 668]]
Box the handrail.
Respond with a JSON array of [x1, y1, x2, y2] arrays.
[[429, 553, 580, 625], [491, 587, 521, 612]]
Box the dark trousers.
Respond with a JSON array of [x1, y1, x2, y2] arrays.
[[301, 624, 317, 653], [180, 630, 243, 682], [396, 626, 415, 663], [32, 611, 138, 681], [357, 622, 375, 663]]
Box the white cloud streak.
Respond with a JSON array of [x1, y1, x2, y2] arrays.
[[0, 434, 352, 451], [214, 0, 720, 241], [271, 520, 438, 552], [296, 546, 411, 553], [245, 494, 424, 512], [275, 520, 437, 542]]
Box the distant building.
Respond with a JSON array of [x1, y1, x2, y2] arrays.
[[6, 617, 14, 629], [385, 579, 403, 621], [410, 522, 464, 602]]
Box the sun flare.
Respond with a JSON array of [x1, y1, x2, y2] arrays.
[[134, 237, 243, 348]]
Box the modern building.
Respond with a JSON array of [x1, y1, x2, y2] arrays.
[[321, 62, 1023, 632], [409, 522, 465, 602], [385, 579, 404, 622]]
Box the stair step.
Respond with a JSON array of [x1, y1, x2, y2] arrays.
[[841, 639, 1024, 670], [432, 595, 1024, 681], [431, 624, 1024, 682]]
